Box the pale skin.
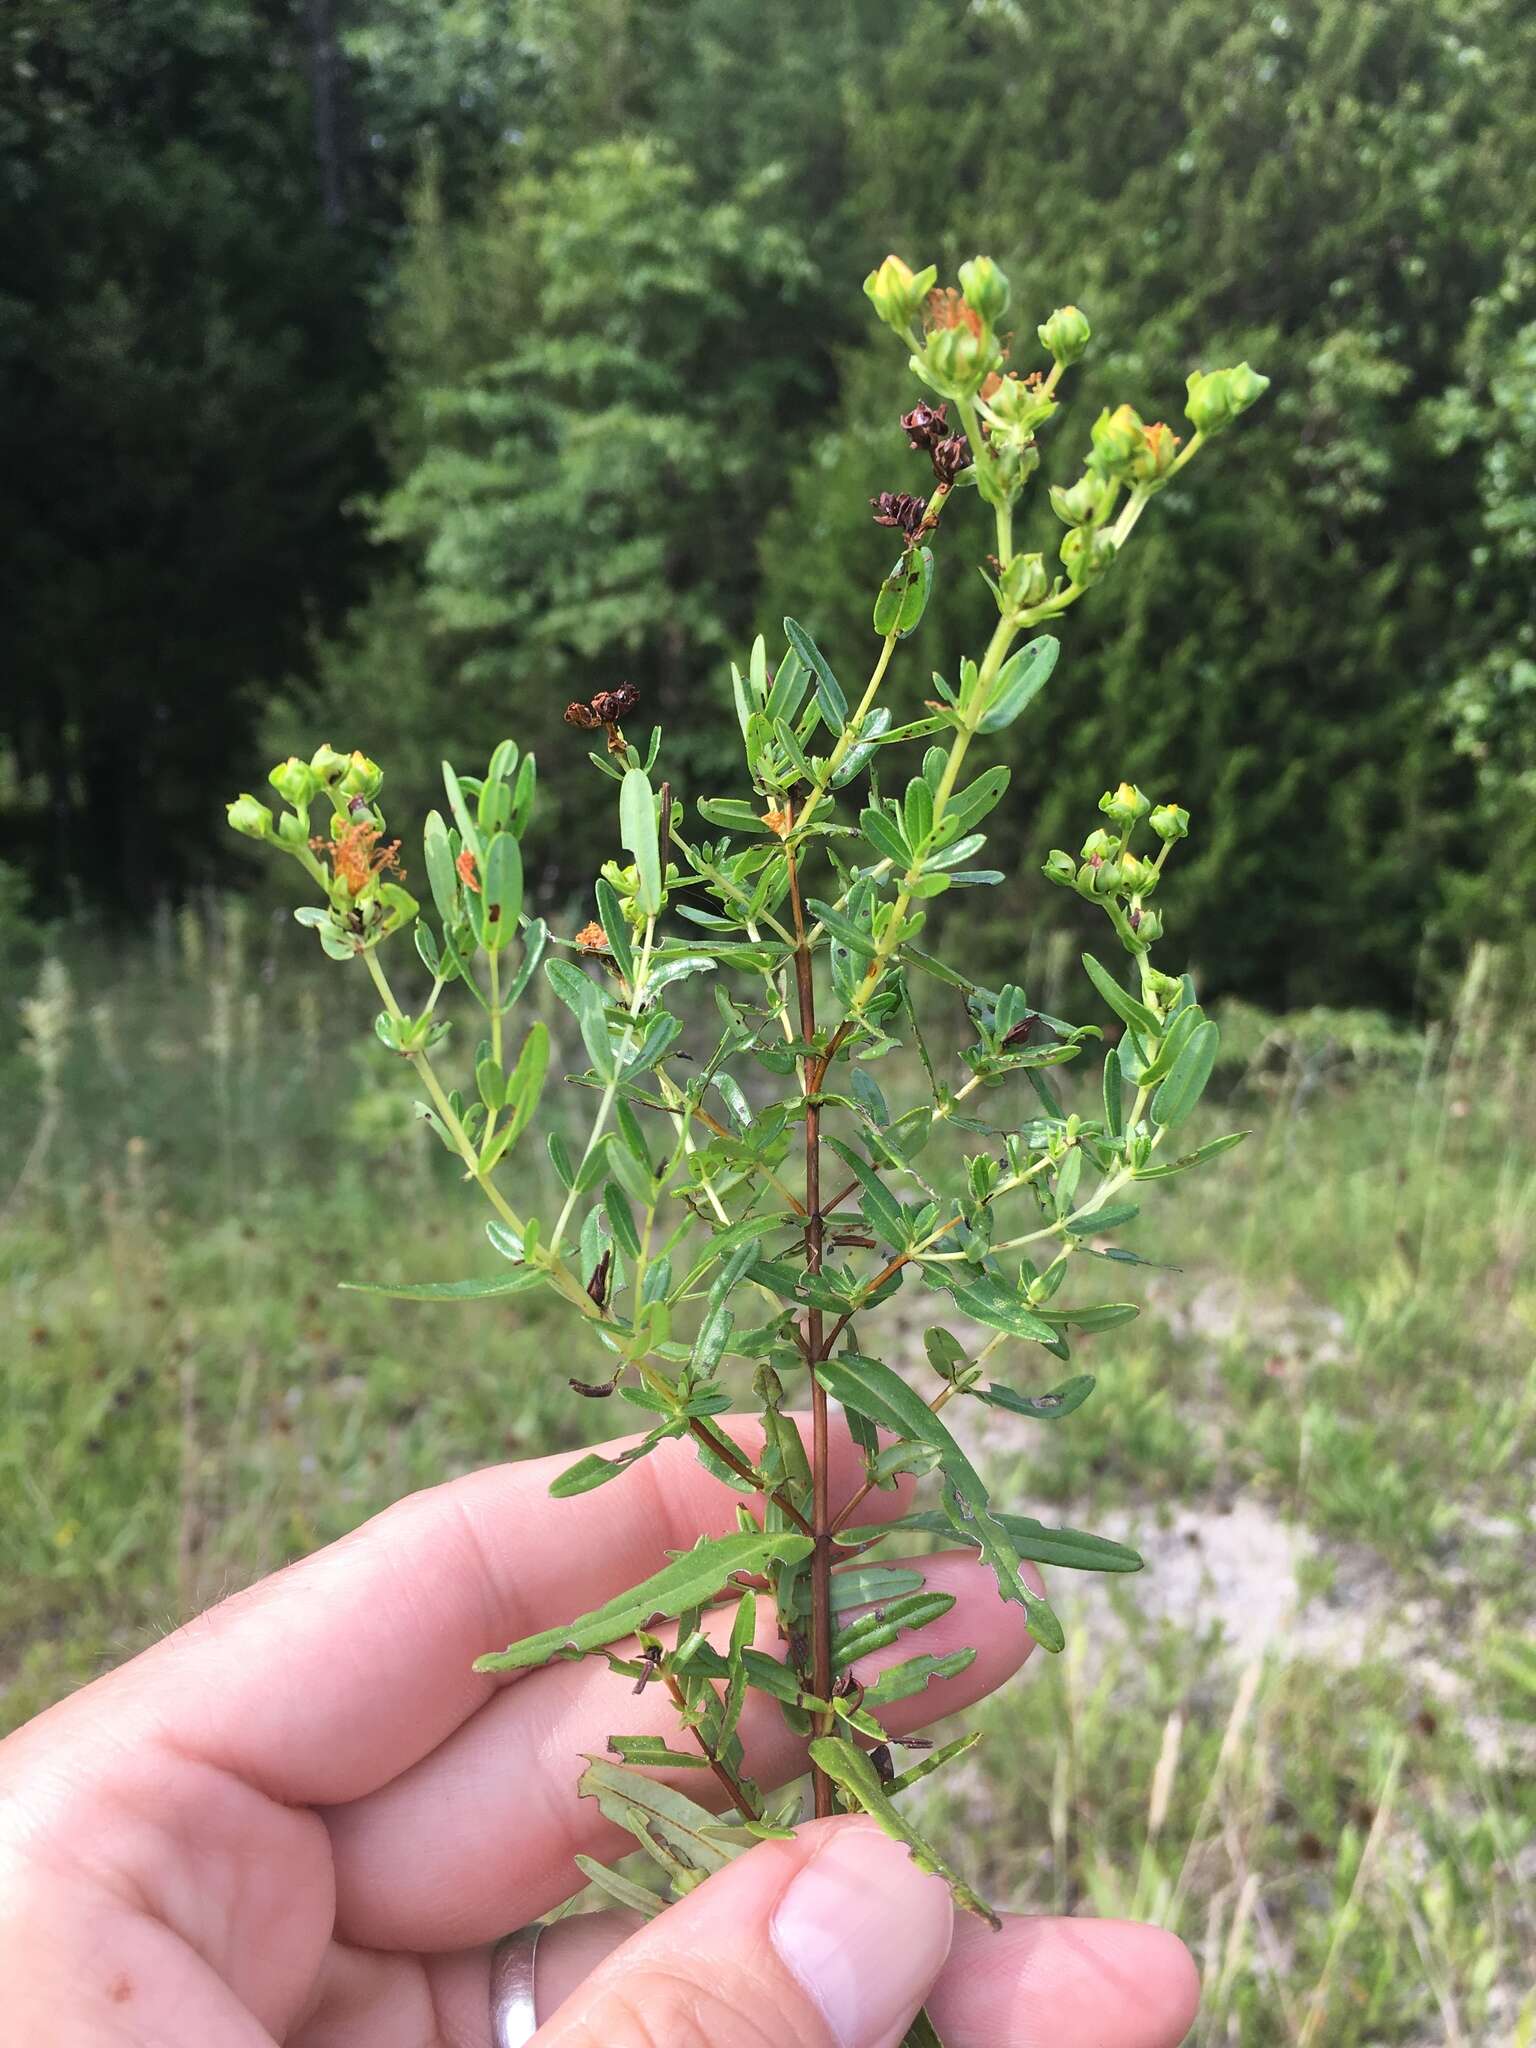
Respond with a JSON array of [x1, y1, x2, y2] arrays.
[[0, 1420, 1200, 2047]]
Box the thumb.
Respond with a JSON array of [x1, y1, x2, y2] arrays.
[[533, 1816, 955, 2048]]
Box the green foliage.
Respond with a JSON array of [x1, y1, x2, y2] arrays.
[[228, 250, 1273, 1948], [761, 0, 1536, 1006], [0, 0, 379, 906]]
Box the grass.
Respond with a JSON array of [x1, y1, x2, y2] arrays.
[[3, 902, 1532, 2043]]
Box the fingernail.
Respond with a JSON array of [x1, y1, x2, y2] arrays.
[[772, 1825, 954, 2046]]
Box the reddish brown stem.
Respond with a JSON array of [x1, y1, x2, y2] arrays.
[[663, 1673, 761, 1820], [688, 1420, 813, 1537]]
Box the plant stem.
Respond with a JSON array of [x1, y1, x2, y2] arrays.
[[550, 914, 657, 1252], [363, 948, 525, 1238], [784, 797, 836, 1819]]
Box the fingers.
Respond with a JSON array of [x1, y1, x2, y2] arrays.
[[520, 1899, 1200, 2048], [22, 1415, 894, 1810], [530, 1818, 954, 2048], [929, 1913, 1201, 2048], [324, 1549, 1041, 1952]]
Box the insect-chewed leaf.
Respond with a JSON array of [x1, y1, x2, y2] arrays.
[[978, 1373, 1096, 1419], [863, 1648, 978, 1705], [832, 1589, 955, 1669], [481, 832, 523, 951], [474, 1529, 813, 1671], [1135, 1130, 1249, 1178], [577, 1759, 733, 1893], [808, 1737, 1000, 1926], [547, 1422, 685, 1499]]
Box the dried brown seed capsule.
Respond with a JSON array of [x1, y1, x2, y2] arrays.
[[591, 682, 639, 724], [564, 701, 601, 731], [899, 401, 949, 450], [930, 433, 972, 485], [870, 490, 928, 538]]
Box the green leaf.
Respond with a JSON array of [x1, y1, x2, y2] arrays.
[[859, 806, 912, 869], [549, 1424, 684, 1498], [607, 1735, 710, 1769], [1082, 953, 1162, 1038], [901, 2013, 947, 2048], [1152, 1018, 1220, 1127], [863, 1648, 977, 1705], [900, 1509, 1142, 1574], [833, 1590, 955, 1669], [976, 1373, 1095, 1419], [941, 1273, 1058, 1345], [977, 635, 1059, 733], [496, 1021, 549, 1157], [576, 1759, 733, 1894], [595, 877, 635, 979], [1037, 1301, 1140, 1332], [808, 1737, 1000, 1926], [784, 617, 848, 730], [603, 1181, 642, 1259], [806, 898, 879, 959], [621, 768, 663, 915], [1134, 1130, 1249, 1179], [677, 1214, 787, 1296], [824, 1137, 909, 1248], [340, 1268, 544, 1303], [481, 833, 523, 951], [873, 553, 918, 636], [474, 1529, 813, 1672], [900, 546, 935, 635], [422, 809, 458, 925], [573, 1854, 664, 1921], [1102, 1045, 1124, 1137], [815, 1353, 1063, 1649], [442, 761, 483, 866]]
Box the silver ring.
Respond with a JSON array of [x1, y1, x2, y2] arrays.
[[489, 1924, 543, 2047]]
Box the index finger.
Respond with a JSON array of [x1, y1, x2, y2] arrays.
[[24, 1415, 902, 1808]]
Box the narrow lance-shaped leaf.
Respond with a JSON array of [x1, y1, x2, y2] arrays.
[[1082, 952, 1162, 1039], [815, 1353, 1064, 1651], [474, 1529, 813, 1672], [573, 1854, 664, 1921], [341, 1268, 545, 1304], [809, 1736, 1000, 1927], [621, 767, 663, 915], [783, 617, 848, 730], [422, 809, 458, 926]]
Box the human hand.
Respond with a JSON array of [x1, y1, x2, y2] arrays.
[[0, 1419, 1198, 2046]]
